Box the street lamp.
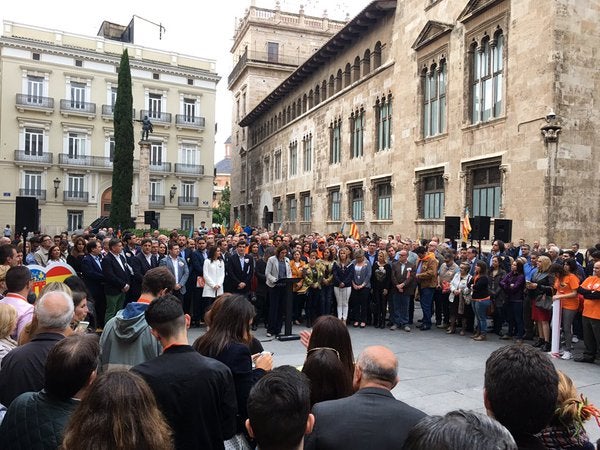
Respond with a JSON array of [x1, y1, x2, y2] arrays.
[[53, 178, 61, 198], [169, 184, 177, 202]]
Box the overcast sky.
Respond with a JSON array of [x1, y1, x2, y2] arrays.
[[1, 0, 366, 161]]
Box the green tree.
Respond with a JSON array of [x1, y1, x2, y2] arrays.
[[109, 50, 134, 228], [213, 184, 231, 226]]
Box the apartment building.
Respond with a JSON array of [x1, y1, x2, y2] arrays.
[[0, 20, 219, 233]]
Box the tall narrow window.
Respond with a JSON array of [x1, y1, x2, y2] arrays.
[[181, 182, 195, 201], [110, 87, 118, 106], [149, 179, 162, 202], [27, 76, 44, 103], [472, 166, 501, 217], [263, 156, 270, 184], [287, 196, 297, 222], [423, 60, 447, 137], [350, 109, 364, 158], [181, 214, 194, 231], [67, 211, 84, 231], [301, 193, 312, 221], [150, 143, 163, 166], [376, 182, 392, 220], [68, 133, 86, 159], [24, 171, 42, 195], [376, 96, 392, 151], [330, 119, 341, 164], [68, 175, 85, 198], [471, 32, 504, 123], [329, 189, 341, 221], [274, 151, 282, 180], [350, 185, 364, 220], [274, 198, 282, 222], [180, 145, 198, 166], [422, 174, 445, 219], [289, 141, 298, 176], [267, 42, 279, 63], [108, 137, 115, 162], [148, 93, 162, 119], [303, 134, 312, 172], [70, 82, 86, 109], [25, 128, 44, 156], [183, 98, 196, 122]]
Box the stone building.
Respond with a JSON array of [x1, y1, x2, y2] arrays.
[[213, 136, 232, 208], [228, 2, 347, 226], [230, 0, 600, 246], [0, 20, 219, 234]]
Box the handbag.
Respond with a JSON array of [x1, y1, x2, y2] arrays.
[[196, 276, 205, 288], [534, 293, 553, 310], [462, 287, 472, 305]]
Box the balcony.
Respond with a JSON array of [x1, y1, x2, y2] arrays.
[[178, 196, 199, 208], [101, 105, 136, 121], [18, 189, 47, 202], [63, 191, 89, 204], [175, 115, 205, 130], [15, 94, 54, 114], [60, 100, 96, 119], [228, 48, 301, 87], [149, 162, 171, 173], [140, 110, 171, 125], [58, 154, 140, 171], [14, 150, 53, 166], [149, 195, 165, 207], [175, 163, 204, 176]]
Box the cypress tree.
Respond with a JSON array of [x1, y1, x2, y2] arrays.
[[109, 49, 134, 228]]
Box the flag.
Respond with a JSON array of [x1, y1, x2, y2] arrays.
[[220, 224, 227, 235], [349, 221, 359, 240], [277, 221, 285, 235], [233, 218, 242, 234], [462, 208, 472, 241], [340, 222, 346, 235], [116, 224, 122, 239]]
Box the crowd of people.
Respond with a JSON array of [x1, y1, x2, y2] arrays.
[[0, 224, 599, 449]]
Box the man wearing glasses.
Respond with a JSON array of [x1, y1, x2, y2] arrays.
[[34, 235, 53, 267]]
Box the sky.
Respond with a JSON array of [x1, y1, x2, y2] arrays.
[[0, 0, 367, 161]]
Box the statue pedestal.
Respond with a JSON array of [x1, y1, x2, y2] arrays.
[[135, 140, 151, 229]]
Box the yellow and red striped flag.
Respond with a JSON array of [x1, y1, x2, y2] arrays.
[[462, 208, 472, 241], [277, 221, 285, 235], [349, 221, 360, 240], [220, 224, 227, 235], [233, 218, 242, 234]]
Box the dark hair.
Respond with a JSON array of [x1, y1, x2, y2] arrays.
[[193, 294, 255, 357], [302, 348, 353, 406], [108, 238, 122, 251], [45, 334, 99, 399], [61, 371, 173, 450], [495, 240, 506, 253], [402, 410, 516, 450], [144, 294, 185, 339], [414, 246, 427, 255], [307, 316, 354, 385], [207, 245, 221, 261], [549, 262, 567, 278], [247, 366, 310, 450], [475, 260, 488, 275], [167, 242, 179, 251], [5, 266, 31, 292], [48, 245, 62, 261], [142, 267, 176, 296], [140, 238, 152, 246], [513, 259, 525, 275], [85, 239, 100, 253], [563, 258, 578, 275], [0, 244, 16, 264], [63, 276, 90, 308], [275, 245, 287, 258], [484, 344, 558, 436]]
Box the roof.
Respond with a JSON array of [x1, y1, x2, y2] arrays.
[[238, 0, 397, 127], [215, 158, 232, 174]]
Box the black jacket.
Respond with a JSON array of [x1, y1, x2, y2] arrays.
[[101, 253, 131, 296]]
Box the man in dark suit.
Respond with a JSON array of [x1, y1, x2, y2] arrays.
[[80, 239, 107, 328], [225, 241, 254, 295], [189, 237, 208, 326], [101, 238, 132, 324], [159, 243, 189, 301], [132, 295, 237, 450], [304, 345, 426, 450], [135, 238, 155, 275], [390, 250, 416, 332]]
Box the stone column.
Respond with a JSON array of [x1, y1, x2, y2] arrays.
[[135, 140, 151, 229]]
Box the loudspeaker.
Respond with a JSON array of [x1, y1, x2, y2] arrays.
[[265, 211, 274, 223], [444, 216, 461, 240], [144, 211, 156, 225], [15, 196, 39, 233], [493, 219, 513, 243], [470, 216, 491, 241]]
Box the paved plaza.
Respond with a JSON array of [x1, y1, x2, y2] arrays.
[[189, 309, 600, 443]]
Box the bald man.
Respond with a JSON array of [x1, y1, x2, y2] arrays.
[[304, 346, 426, 450]]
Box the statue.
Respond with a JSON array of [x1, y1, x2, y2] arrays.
[[136, 115, 154, 140]]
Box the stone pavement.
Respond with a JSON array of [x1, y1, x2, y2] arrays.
[[189, 315, 600, 443]]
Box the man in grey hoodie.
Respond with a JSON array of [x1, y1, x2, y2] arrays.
[[99, 267, 175, 372]]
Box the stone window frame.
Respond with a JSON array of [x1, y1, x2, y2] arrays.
[[415, 168, 446, 219], [371, 176, 393, 221], [460, 156, 505, 219], [329, 117, 342, 164], [348, 182, 365, 222], [420, 57, 447, 139], [327, 186, 342, 222], [374, 93, 392, 151], [349, 107, 365, 159], [300, 191, 312, 222]]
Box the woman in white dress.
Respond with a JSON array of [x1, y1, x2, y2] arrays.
[[203, 246, 225, 305]]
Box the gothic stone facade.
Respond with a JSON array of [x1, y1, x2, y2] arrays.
[[233, 0, 600, 246]]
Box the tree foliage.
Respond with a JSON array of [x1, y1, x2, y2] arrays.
[[212, 184, 231, 225], [109, 49, 134, 228]]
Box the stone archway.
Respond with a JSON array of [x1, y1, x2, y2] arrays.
[[101, 187, 112, 216]]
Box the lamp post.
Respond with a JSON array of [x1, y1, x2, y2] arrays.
[[53, 178, 61, 198], [169, 184, 177, 202]]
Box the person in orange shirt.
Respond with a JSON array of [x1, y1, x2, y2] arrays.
[[575, 261, 600, 363], [552, 259, 580, 360]]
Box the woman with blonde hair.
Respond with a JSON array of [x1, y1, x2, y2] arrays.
[[0, 303, 17, 365], [536, 371, 598, 449], [61, 370, 173, 450], [526, 255, 555, 352]]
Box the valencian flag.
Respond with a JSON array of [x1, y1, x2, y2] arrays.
[[220, 224, 227, 235], [349, 221, 360, 240], [233, 218, 242, 234], [462, 207, 472, 241]]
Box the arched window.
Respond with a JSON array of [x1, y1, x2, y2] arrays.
[[287, 105, 291, 123], [278, 112, 282, 128], [363, 49, 371, 76], [344, 63, 352, 87], [470, 31, 503, 123], [336, 69, 343, 93], [308, 89, 314, 109], [315, 85, 320, 105], [302, 94, 307, 113], [322, 80, 327, 100], [353, 56, 361, 82], [328, 75, 335, 97], [297, 98, 302, 116], [422, 59, 446, 137], [373, 41, 382, 68]]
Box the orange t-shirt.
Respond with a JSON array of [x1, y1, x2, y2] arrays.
[[580, 275, 600, 319], [554, 273, 580, 311]]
